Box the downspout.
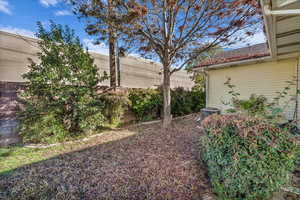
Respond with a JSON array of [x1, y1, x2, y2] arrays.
[[203, 68, 209, 108]]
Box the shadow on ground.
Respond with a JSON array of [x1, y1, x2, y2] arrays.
[[0, 114, 213, 200]]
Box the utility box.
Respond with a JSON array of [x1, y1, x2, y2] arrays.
[[197, 107, 221, 123]]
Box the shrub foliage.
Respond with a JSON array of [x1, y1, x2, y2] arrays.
[[201, 114, 299, 200], [129, 87, 205, 121], [100, 92, 130, 126], [171, 87, 205, 117], [128, 88, 162, 121], [20, 22, 109, 143], [232, 94, 268, 116]]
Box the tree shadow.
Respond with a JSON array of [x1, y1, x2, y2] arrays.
[[0, 116, 212, 200]]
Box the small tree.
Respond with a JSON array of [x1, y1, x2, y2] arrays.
[[20, 22, 108, 143], [112, 0, 262, 127]]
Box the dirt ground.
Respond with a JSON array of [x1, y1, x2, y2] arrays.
[[0, 114, 214, 200]]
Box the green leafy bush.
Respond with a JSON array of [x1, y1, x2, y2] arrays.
[[201, 114, 299, 200], [100, 92, 130, 126], [128, 87, 205, 121], [128, 88, 162, 121], [190, 87, 206, 112], [20, 22, 108, 143], [233, 94, 268, 116], [171, 87, 205, 117], [171, 87, 193, 116]]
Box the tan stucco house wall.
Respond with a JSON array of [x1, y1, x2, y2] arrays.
[[206, 57, 300, 120]]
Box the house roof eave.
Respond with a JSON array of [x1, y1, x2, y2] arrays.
[[193, 56, 273, 71], [262, 0, 300, 57], [193, 51, 300, 71]]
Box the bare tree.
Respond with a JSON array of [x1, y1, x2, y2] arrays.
[[73, 0, 262, 127], [115, 0, 261, 127]]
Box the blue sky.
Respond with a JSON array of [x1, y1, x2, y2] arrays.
[[0, 0, 109, 54], [0, 0, 266, 55]]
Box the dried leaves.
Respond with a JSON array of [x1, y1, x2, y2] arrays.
[[0, 114, 213, 200]]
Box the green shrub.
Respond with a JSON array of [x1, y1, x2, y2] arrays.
[[191, 87, 206, 111], [100, 92, 130, 126], [171, 87, 193, 116], [129, 87, 205, 121], [128, 88, 162, 121], [171, 87, 205, 117], [233, 94, 268, 116], [201, 114, 299, 200], [20, 22, 108, 143]]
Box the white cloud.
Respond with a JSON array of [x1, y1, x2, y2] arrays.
[[54, 10, 72, 16], [228, 31, 267, 49], [83, 38, 109, 55], [40, 0, 62, 7], [0, 25, 36, 38], [0, 0, 12, 15], [246, 31, 267, 45]]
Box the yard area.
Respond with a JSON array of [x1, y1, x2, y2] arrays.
[[0, 114, 214, 200]]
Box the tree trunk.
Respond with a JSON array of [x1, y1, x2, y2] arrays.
[[108, 0, 117, 89], [162, 65, 172, 128], [109, 32, 117, 89], [116, 41, 121, 87]]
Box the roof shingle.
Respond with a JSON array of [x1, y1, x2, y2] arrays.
[[196, 43, 270, 68]]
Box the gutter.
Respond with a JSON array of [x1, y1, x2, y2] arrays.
[[268, 9, 300, 16], [193, 51, 300, 71], [193, 56, 273, 71], [261, 0, 300, 58]]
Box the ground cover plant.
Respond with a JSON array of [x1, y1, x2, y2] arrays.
[[201, 114, 299, 200], [0, 145, 64, 175]]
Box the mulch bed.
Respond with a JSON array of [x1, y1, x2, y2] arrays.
[[0, 114, 214, 200]]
